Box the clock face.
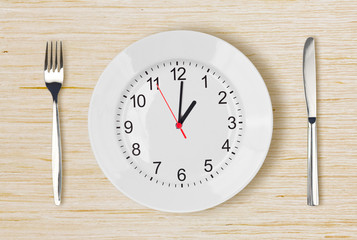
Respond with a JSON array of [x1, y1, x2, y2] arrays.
[[89, 30, 273, 212], [115, 60, 244, 188]]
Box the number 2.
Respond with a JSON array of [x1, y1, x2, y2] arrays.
[[218, 91, 227, 104]]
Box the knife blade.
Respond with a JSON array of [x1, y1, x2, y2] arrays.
[[303, 37, 319, 206], [303, 37, 316, 118]]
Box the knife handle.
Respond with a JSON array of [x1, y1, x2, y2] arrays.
[[307, 117, 319, 206]]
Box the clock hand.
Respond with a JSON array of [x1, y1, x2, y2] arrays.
[[178, 81, 184, 122], [156, 84, 187, 139], [179, 100, 197, 125]]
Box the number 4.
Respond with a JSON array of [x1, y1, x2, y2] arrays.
[[222, 139, 230, 152]]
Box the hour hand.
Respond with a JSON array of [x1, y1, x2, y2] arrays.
[[179, 100, 197, 125]]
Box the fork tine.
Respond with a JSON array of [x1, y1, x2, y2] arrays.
[[55, 41, 58, 71], [44, 42, 48, 71], [59, 41, 63, 69], [50, 41, 53, 71]]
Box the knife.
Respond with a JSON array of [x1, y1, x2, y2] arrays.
[[303, 37, 319, 206]]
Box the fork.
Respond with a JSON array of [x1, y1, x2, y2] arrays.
[[44, 41, 63, 205]]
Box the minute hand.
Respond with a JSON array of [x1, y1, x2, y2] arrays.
[[179, 100, 197, 124]]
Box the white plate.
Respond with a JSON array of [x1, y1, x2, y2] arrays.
[[89, 30, 273, 212]]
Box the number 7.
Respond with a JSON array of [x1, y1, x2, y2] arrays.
[[153, 161, 161, 174]]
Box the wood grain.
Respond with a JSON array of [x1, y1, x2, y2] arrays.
[[1, 0, 356, 239]]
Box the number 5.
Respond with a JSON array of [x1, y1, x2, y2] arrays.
[[204, 159, 213, 172]]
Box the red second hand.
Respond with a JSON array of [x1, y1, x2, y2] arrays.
[[156, 84, 187, 139]]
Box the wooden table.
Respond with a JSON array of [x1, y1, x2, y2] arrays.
[[1, 1, 356, 239]]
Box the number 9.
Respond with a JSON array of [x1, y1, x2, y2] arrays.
[[124, 120, 133, 134]]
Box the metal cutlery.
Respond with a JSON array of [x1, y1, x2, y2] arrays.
[[303, 37, 319, 206], [44, 41, 63, 205]]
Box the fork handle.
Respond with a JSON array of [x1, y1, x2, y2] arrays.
[[52, 100, 62, 205], [307, 118, 319, 206]]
